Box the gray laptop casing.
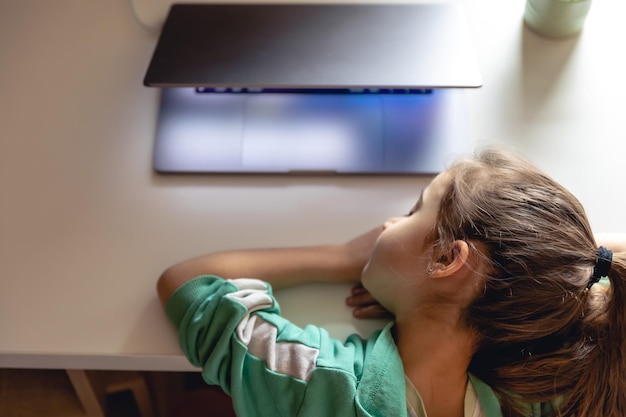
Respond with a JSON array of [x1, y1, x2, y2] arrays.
[[144, 3, 482, 174]]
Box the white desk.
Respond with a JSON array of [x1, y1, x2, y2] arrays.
[[1, 0, 625, 372]]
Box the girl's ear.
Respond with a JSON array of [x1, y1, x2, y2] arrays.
[[430, 240, 470, 278]]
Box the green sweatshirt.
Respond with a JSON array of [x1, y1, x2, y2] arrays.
[[165, 275, 554, 417]]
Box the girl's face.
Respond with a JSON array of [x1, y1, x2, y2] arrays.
[[361, 171, 451, 313]]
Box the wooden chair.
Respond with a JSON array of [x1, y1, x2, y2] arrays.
[[67, 370, 155, 417]]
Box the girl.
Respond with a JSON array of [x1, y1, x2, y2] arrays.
[[157, 149, 626, 417]]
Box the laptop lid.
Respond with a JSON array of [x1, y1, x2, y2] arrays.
[[144, 3, 482, 89], [144, 3, 481, 175]]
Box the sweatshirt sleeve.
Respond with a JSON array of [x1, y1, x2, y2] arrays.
[[165, 275, 276, 382], [165, 275, 408, 417]]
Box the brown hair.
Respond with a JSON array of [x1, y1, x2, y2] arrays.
[[432, 149, 626, 416]]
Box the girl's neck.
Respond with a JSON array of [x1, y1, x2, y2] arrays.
[[394, 309, 476, 417]]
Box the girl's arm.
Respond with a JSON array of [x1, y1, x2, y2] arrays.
[[157, 225, 383, 307]]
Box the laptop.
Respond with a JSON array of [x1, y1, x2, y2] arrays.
[[144, 3, 482, 174]]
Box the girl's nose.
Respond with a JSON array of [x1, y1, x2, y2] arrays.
[[383, 216, 404, 230]]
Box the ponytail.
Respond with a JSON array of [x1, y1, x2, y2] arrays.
[[561, 252, 626, 416]]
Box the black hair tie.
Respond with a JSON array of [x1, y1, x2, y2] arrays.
[[587, 246, 613, 289]]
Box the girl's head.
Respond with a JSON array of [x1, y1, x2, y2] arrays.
[[362, 148, 625, 414], [437, 149, 596, 343], [428, 149, 625, 416]]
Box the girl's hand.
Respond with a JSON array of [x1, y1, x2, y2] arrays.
[[346, 283, 394, 320]]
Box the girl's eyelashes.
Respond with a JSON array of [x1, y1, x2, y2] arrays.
[[406, 190, 425, 216]]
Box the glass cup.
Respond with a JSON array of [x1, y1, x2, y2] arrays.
[[524, 0, 592, 38]]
